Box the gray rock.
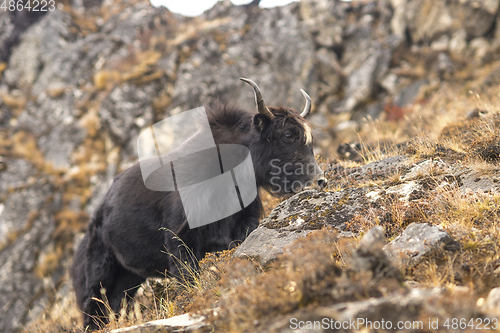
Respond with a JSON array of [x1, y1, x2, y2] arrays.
[[470, 37, 491, 62], [234, 188, 367, 265], [430, 35, 450, 52], [358, 225, 385, 251], [270, 287, 440, 333], [109, 313, 209, 333], [324, 287, 437, 326], [233, 227, 314, 266], [401, 159, 450, 182], [0, 11, 15, 62], [0, 160, 63, 333], [405, 0, 499, 42], [99, 83, 156, 146], [393, 79, 428, 108], [383, 223, 458, 267], [350, 226, 402, 282], [0, 201, 58, 333], [341, 36, 401, 112], [436, 52, 454, 78], [0, 182, 52, 247], [314, 48, 342, 97], [0, 9, 48, 63], [300, 0, 347, 48], [449, 29, 468, 57], [0, 158, 36, 196], [459, 170, 500, 193], [15, 93, 85, 169], [171, 2, 320, 113], [3, 10, 76, 91], [336, 142, 364, 162], [262, 188, 370, 232], [483, 287, 500, 313], [345, 154, 410, 181]]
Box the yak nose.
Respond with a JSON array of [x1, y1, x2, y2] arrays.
[[317, 176, 327, 190], [304, 173, 327, 191]]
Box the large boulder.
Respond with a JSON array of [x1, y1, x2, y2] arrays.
[[234, 187, 368, 265], [404, 0, 500, 43], [383, 223, 459, 267]]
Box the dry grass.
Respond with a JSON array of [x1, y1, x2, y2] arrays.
[[185, 229, 395, 332], [407, 187, 500, 294]]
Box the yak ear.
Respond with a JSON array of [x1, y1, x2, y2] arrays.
[[253, 114, 271, 133]]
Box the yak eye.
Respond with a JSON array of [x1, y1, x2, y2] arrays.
[[283, 132, 294, 142]]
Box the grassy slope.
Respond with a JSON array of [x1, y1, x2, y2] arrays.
[[23, 46, 500, 333]]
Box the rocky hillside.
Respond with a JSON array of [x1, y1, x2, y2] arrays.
[[2, 0, 500, 332]]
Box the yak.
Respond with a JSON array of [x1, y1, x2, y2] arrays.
[[71, 78, 327, 330]]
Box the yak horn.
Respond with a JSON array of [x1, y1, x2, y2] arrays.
[[240, 78, 275, 120], [300, 89, 311, 118]]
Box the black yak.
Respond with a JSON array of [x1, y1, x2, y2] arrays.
[[71, 78, 327, 330]]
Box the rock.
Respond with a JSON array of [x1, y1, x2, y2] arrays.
[[0, 181, 52, 247], [0, 156, 65, 333], [301, 0, 399, 114], [401, 159, 450, 182], [15, 93, 86, 169], [352, 226, 401, 281], [459, 170, 500, 193], [234, 188, 365, 265], [172, 2, 319, 113], [99, 83, 156, 146], [341, 36, 401, 112], [0, 9, 48, 63], [483, 65, 500, 87], [233, 227, 314, 266], [383, 223, 458, 267], [269, 287, 441, 333], [449, 29, 467, 58], [405, 0, 500, 43], [0, 158, 36, 196], [314, 47, 342, 97], [470, 37, 491, 62], [322, 288, 438, 327], [346, 154, 410, 180], [337, 142, 363, 162], [308, 112, 333, 155], [3, 10, 76, 92], [357, 225, 385, 250], [300, 0, 347, 48], [430, 35, 450, 52], [262, 189, 370, 232], [483, 287, 500, 314], [0, 200, 59, 333], [466, 109, 488, 119], [379, 73, 399, 95], [393, 79, 428, 108], [436, 52, 454, 78], [109, 313, 209, 333], [390, 0, 407, 39]]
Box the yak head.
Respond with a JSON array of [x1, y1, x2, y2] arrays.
[[240, 78, 327, 196]]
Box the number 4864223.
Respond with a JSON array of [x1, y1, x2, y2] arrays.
[[1, 0, 56, 12], [443, 318, 499, 330]]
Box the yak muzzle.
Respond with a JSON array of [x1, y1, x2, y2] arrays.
[[304, 173, 328, 191]]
